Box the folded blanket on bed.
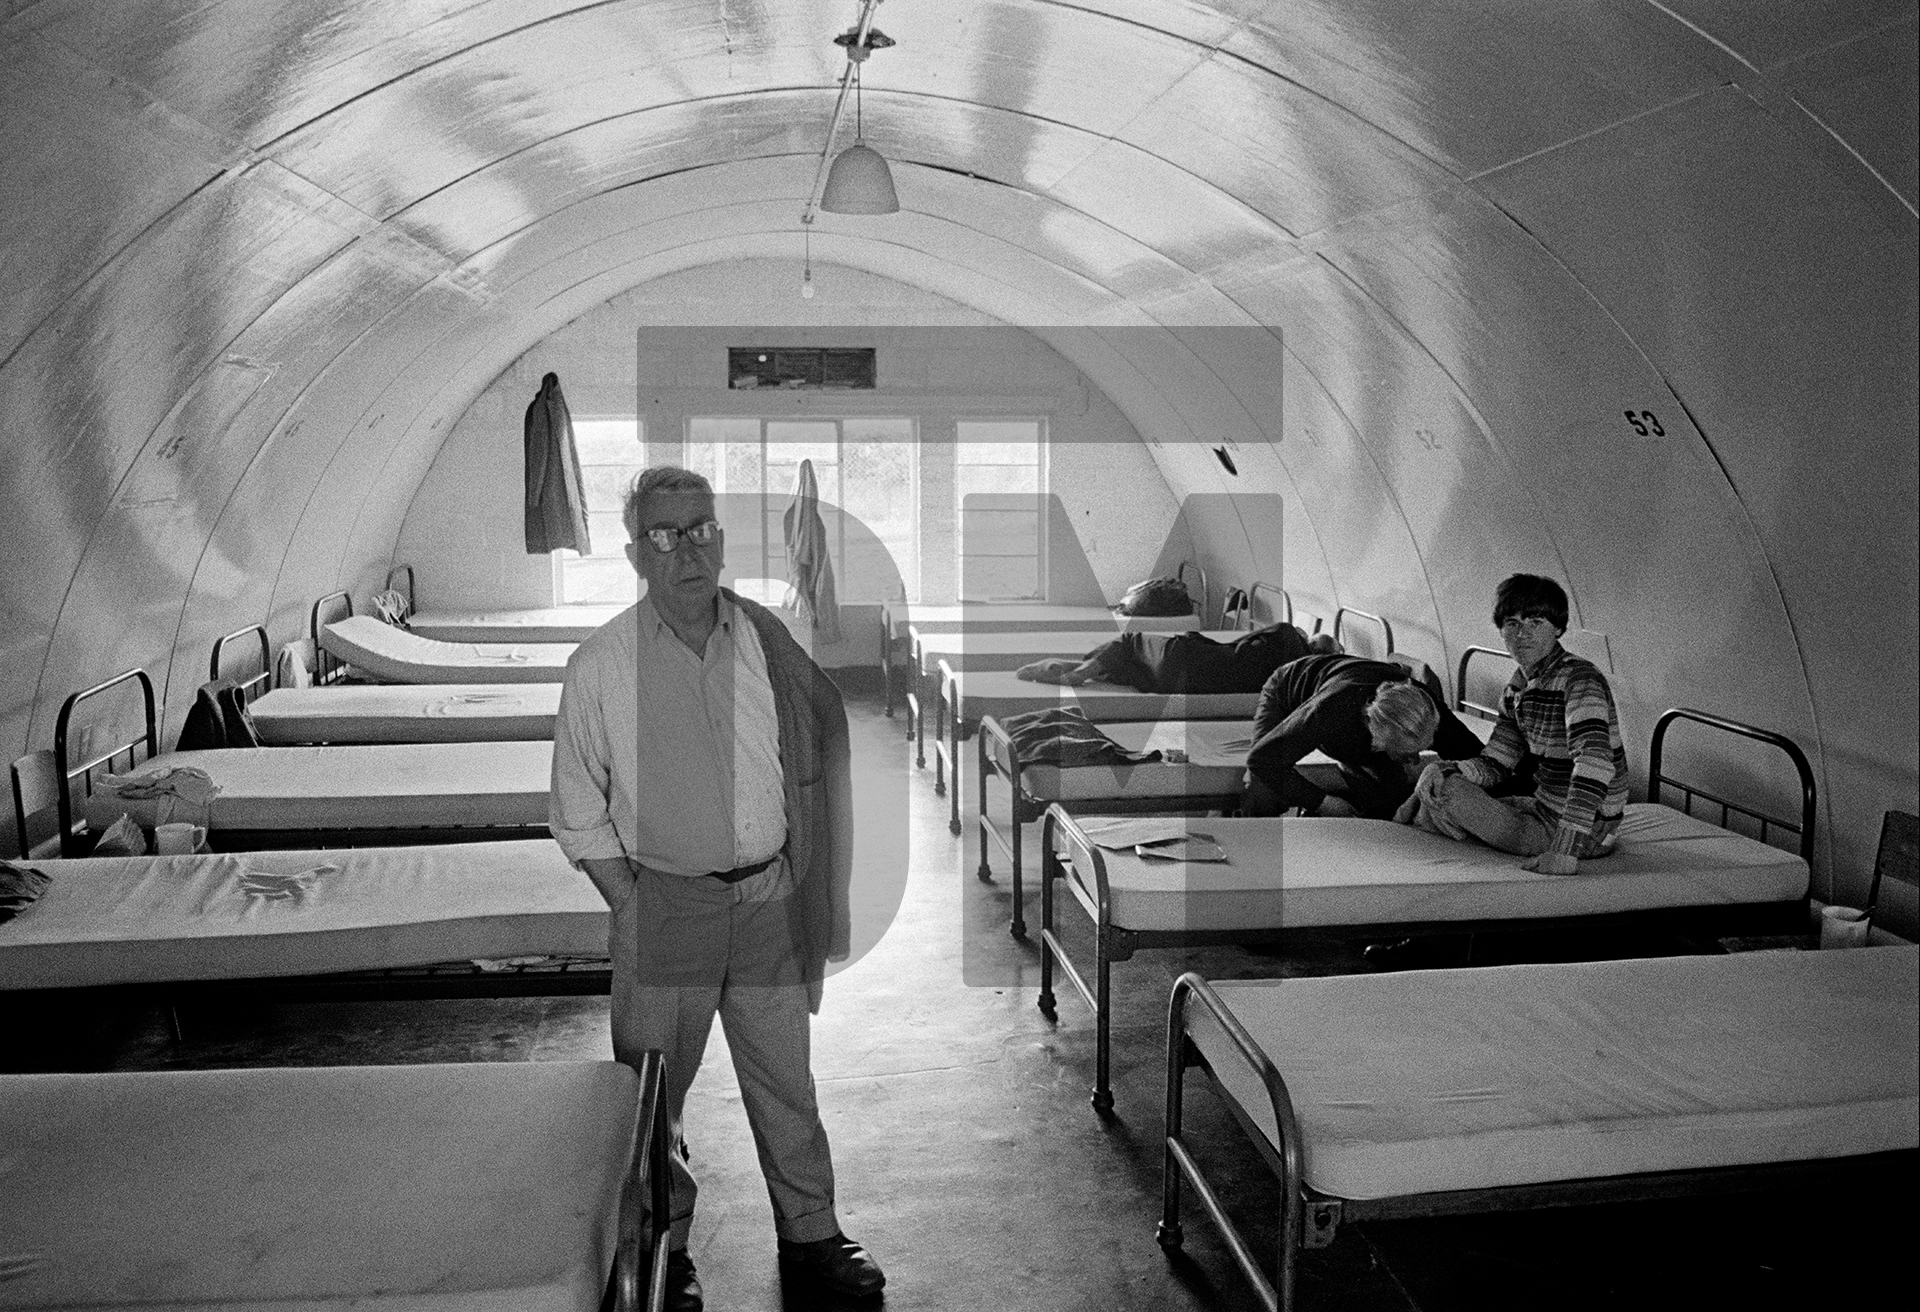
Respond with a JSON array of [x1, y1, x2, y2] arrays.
[[0, 860, 52, 924], [1000, 707, 1162, 767]]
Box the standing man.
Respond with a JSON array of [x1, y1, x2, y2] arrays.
[[1398, 573, 1628, 874], [1242, 652, 1485, 818], [549, 467, 884, 1309]]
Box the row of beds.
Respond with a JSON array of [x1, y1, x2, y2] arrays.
[[874, 569, 1918, 1309], [4, 569, 1914, 1310], [3, 570, 684, 1312]]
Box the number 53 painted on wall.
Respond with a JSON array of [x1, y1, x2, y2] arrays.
[[1624, 410, 1665, 437]]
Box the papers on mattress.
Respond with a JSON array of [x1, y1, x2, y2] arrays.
[[237, 863, 336, 901], [102, 765, 221, 805], [1135, 834, 1229, 863]]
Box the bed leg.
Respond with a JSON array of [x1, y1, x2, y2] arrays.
[[1092, 926, 1114, 1114], [947, 717, 963, 834], [1038, 845, 1057, 1018], [1159, 1022, 1189, 1251], [976, 730, 996, 887], [881, 622, 894, 717]]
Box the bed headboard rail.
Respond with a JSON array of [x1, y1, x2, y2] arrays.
[[1245, 581, 1293, 630], [1648, 707, 1817, 862], [1332, 606, 1395, 659], [209, 625, 273, 701], [384, 564, 416, 612], [1455, 645, 1516, 721], [54, 668, 157, 856], [309, 590, 355, 686], [1176, 560, 1208, 625]]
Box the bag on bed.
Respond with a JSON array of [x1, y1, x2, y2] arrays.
[[1111, 576, 1195, 617], [1000, 706, 1162, 767], [370, 588, 412, 629]]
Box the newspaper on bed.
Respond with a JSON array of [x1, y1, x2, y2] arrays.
[[1135, 834, 1229, 863], [1075, 817, 1193, 849]]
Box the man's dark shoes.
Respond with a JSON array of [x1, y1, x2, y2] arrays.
[[659, 1248, 702, 1312], [777, 1232, 886, 1298]]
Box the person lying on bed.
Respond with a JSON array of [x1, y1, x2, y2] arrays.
[[1015, 622, 1338, 692], [1396, 573, 1628, 875], [1241, 654, 1485, 818]]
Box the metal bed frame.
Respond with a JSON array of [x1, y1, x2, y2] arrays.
[[1157, 971, 1912, 1312], [1454, 643, 1515, 721], [1036, 706, 1818, 1112], [976, 713, 1245, 934], [54, 669, 157, 856], [934, 660, 1256, 835], [310, 589, 356, 685], [209, 623, 273, 701], [1330, 605, 1394, 659], [55, 668, 551, 852]]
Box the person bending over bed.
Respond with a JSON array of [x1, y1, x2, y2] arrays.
[[1241, 654, 1485, 818], [1016, 622, 1338, 692], [1395, 574, 1628, 875], [549, 467, 883, 1311]]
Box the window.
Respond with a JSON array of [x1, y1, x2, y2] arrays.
[[684, 417, 918, 602], [728, 347, 877, 390], [554, 417, 645, 604], [956, 420, 1046, 601]]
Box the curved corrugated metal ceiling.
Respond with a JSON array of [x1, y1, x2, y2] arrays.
[[1, 0, 1914, 900]]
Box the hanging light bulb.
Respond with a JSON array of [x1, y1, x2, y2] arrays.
[[801, 214, 816, 299]]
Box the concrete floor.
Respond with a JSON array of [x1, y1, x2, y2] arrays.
[[15, 692, 1909, 1311]]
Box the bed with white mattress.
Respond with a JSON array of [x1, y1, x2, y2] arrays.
[[1162, 948, 1919, 1311], [1038, 707, 1818, 1111], [0, 839, 607, 999], [250, 683, 562, 743], [878, 597, 1204, 717], [407, 604, 626, 644], [76, 741, 554, 846], [320, 614, 576, 684], [932, 662, 1262, 832], [0, 1057, 670, 1312]]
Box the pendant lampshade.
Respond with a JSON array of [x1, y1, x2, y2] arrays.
[[821, 141, 899, 214]]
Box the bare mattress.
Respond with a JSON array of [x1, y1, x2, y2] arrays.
[[81, 741, 554, 832], [322, 614, 575, 683], [0, 839, 606, 989], [406, 605, 625, 644], [250, 684, 561, 743], [1189, 946, 1918, 1201], [948, 669, 1260, 723], [1065, 803, 1810, 932], [0, 1061, 637, 1310]]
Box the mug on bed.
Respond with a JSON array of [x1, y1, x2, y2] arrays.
[[154, 822, 208, 856]]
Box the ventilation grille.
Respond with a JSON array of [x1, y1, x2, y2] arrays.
[[728, 348, 876, 390]]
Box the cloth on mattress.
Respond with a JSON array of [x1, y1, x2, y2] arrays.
[[1188, 947, 1919, 1202], [1065, 803, 1809, 932], [81, 742, 554, 832], [0, 1061, 638, 1311], [0, 839, 604, 989], [406, 605, 626, 644], [322, 614, 576, 684], [948, 668, 1260, 724], [998, 719, 1259, 800], [885, 601, 1203, 639], [251, 684, 562, 744]]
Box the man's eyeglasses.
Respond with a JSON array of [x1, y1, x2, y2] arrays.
[[640, 520, 722, 554], [1499, 615, 1556, 635]]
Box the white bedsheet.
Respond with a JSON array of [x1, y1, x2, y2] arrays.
[[251, 684, 561, 743], [322, 615, 575, 684], [407, 605, 625, 644], [947, 668, 1260, 724], [0, 1061, 638, 1310], [1190, 946, 1919, 1201], [1065, 803, 1810, 932], [885, 601, 1201, 640], [0, 839, 604, 989], [80, 742, 554, 832]]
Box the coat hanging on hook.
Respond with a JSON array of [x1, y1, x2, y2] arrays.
[[523, 371, 591, 556]]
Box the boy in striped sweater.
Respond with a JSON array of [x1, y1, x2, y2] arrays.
[[1398, 574, 1628, 875]]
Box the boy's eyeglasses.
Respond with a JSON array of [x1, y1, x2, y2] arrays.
[[641, 520, 722, 554]]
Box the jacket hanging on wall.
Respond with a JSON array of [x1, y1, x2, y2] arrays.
[[784, 458, 843, 645], [523, 371, 592, 555]]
